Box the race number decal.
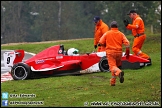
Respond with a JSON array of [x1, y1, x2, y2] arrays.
[[3, 52, 16, 68]]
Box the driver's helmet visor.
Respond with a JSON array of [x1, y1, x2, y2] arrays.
[[73, 50, 78, 54]]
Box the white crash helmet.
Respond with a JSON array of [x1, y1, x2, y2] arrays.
[[67, 48, 79, 56]]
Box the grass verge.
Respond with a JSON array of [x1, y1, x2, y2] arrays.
[[1, 34, 161, 107]]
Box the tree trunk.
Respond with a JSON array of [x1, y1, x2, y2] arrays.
[[58, 1, 61, 39], [151, 25, 153, 34]]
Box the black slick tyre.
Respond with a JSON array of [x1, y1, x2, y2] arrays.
[[99, 56, 110, 72], [11, 62, 31, 80]]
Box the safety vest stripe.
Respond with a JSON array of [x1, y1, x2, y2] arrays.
[[112, 76, 116, 78]]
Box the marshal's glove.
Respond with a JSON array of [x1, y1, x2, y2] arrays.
[[94, 45, 97, 49], [123, 19, 129, 27], [98, 43, 101, 46], [125, 47, 130, 59]]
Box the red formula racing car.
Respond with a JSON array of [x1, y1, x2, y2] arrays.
[[3, 44, 151, 80]]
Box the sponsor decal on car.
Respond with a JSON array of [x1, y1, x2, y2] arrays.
[[35, 60, 44, 64]]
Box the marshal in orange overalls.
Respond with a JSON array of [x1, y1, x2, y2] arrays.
[[94, 18, 109, 52], [125, 11, 150, 60], [99, 21, 130, 86]]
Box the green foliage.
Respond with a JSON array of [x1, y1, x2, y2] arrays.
[[1, 1, 161, 44], [1, 34, 161, 107]]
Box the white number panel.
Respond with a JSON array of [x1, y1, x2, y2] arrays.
[[3, 52, 16, 68]]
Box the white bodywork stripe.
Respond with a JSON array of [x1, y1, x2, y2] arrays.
[[31, 65, 64, 71], [80, 63, 100, 74], [96, 51, 106, 57]]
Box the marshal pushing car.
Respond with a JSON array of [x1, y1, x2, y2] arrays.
[[3, 44, 151, 80]]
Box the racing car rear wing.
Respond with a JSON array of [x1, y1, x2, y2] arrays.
[[3, 50, 25, 68]]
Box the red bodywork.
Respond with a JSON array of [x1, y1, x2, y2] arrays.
[[14, 45, 101, 75], [12, 45, 150, 76], [122, 55, 149, 63]]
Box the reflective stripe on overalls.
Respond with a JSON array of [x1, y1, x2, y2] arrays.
[[112, 67, 118, 78], [136, 50, 142, 56]]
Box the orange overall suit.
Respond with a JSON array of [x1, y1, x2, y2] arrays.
[[99, 21, 130, 86], [125, 14, 150, 59], [94, 19, 109, 52]]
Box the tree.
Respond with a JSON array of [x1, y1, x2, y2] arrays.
[[1, 1, 161, 44]]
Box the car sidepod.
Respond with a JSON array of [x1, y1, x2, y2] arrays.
[[11, 62, 31, 80]]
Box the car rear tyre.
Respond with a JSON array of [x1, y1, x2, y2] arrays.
[[99, 56, 110, 72], [11, 62, 31, 80]]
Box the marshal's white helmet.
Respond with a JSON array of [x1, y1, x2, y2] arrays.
[[67, 48, 79, 56]]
